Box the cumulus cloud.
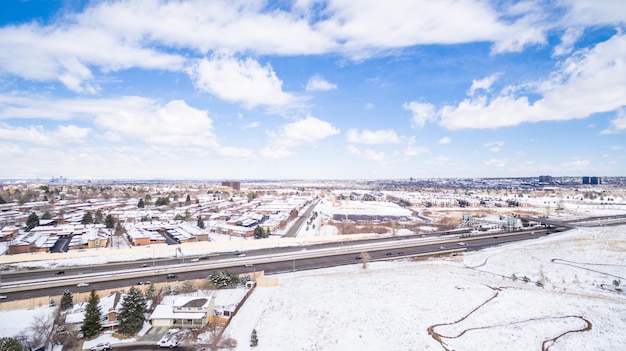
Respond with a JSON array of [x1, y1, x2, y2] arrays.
[[404, 145, 429, 156], [0, 123, 91, 146], [601, 108, 626, 134], [484, 158, 506, 168], [0, 19, 185, 93], [403, 101, 437, 128], [347, 144, 385, 161], [404, 33, 626, 130], [94, 99, 218, 148], [0, 0, 585, 94], [189, 55, 303, 109], [241, 121, 261, 130], [553, 27, 583, 56], [261, 116, 340, 159], [306, 75, 337, 91], [0, 94, 251, 158], [485, 141, 504, 152], [438, 137, 451, 144], [467, 74, 500, 96], [346, 129, 400, 144]]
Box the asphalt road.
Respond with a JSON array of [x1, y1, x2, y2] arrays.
[[0, 227, 560, 302]]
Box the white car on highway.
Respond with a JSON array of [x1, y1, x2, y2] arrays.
[[77, 282, 90, 287]]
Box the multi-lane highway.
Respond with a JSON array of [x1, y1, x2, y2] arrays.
[[0, 226, 565, 301]]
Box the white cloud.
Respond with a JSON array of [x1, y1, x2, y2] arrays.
[[0, 20, 185, 93], [259, 145, 294, 159], [484, 158, 506, 168], [485, 141, 504, 152], [601, 108, 626, 134], [558, 0, 626, 27], [553, 27, 583, 56], [0, 0, 581, 93], [305, 75, 337, 91], [346, 129, 400, 144], [559, 159, 591, 171], [426, 156, 449, 165], [403, 101, 437, 128], [189, 55, 304, 109], [467, 74, 500, 96], [407, 33, 626, 130], [364, 102, 374, 110], [0, 123, 91, 146], [347, 144, 385, 161], [94, 99, 218, 148], [0, 94, 252, 159], [404, 145, 429, 157], [262, 116, 340, 159], [242, 121, 261, 130], [438, 137, 451, 144]]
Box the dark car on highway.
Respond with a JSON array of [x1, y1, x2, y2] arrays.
[[55, 270, 65, 275]]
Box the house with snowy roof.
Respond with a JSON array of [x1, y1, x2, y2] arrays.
[[64, 291, 124, 330], [149, 296, 215, 328]]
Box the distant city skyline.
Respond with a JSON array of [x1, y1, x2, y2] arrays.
[[0, 1, 625, 180]]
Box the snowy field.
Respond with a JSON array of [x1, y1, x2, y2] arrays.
[[224, 225, 626, 351]]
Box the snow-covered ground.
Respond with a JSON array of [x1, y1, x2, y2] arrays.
[[223, 225, 626, 351]]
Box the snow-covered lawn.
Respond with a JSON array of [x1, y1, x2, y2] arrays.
[[224, 225, 626, 351]]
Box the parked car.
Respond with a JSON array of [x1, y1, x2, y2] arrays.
[[90, 342, 111, 351], [76, 283, 90, 287], [55, 270, 65, 275], [157, 337, 179, 348]]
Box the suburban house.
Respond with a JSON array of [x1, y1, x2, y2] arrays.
[[150, 296, 215, 328], [64, 291, 124, 331]]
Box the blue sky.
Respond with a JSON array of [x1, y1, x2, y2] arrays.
[[0, 0, 625, 180]]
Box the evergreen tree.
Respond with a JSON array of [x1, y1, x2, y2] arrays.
[[0, 195, 6, 204], [0, 337, 25, 351], [41, 211, 52, 220], [60, 290, 73, 311], [254, 226, 266, 239], [185, 194, 191, 204], [82, 290, 102, 338], [137, 198, 145, 208], [208, 270, 239, 289], [105, 214, 115, 229], [81, 212, 93, 225], [26, 212, 39, 231], [197, 216, 205, 229], [145, 283, 156, 301], [117, 287, 147, 335]]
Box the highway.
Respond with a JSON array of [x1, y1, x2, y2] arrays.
[[0, 227, 563, 301]]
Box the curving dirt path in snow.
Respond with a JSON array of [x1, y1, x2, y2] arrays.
[[541, 316, 592, 351], [427, 286, 593, 351]]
